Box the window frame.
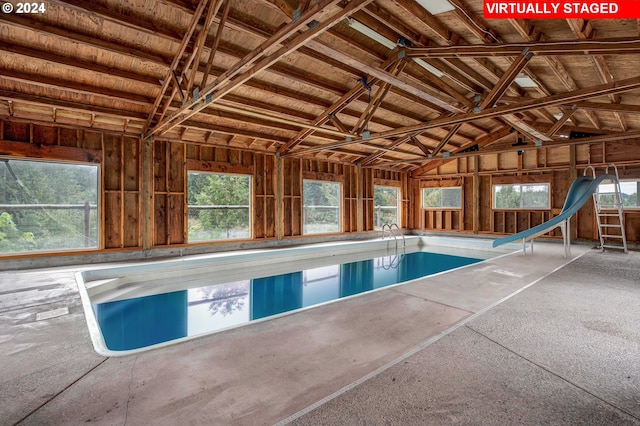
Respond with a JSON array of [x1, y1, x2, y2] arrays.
[[0, 156, 101, 255], [302, 179, 342, 235], [373, 185, 400, 230], [492, 182, 551, 210], [421, 186, 463, 210], [598, 179, 640, 210], [186, 170, 253, 242]]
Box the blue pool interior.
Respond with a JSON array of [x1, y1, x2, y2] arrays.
[[93, 251, 480, 351], [77, 236, 515, 355]]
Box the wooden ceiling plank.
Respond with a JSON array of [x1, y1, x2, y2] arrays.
[[284, 74, 640, 157], [0, 44, 159, 86], [0, 68, 153, 108], [147, 0, 368, 138], [1, 13, 171, 65]]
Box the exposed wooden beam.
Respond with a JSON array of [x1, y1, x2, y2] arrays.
[[546, 106, 577, 137], [0, 68, 154, 108], [572, 101, 640, 114], [480, 50, 533, 110], [566, 18, 627, 131], [144, 0, 210, 132], [186, 0, 224, 94], [353, 61, 408, 135], [202, 0, 231, 88], [276, 56, 400, 155], [406, 37, 640, 58], [0, 44, 159, 86], [411, 129, 640, 174], [147, 0, 371, 138], [0, 90, 148, 121], [307, 40, 462, 113], [507, 18, 601, 129], [327, 114, 352, 135], [285, 75, 640, 157]]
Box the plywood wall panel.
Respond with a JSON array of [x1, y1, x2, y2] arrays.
[[168, 142, 184, 193], [123, 137, 139, 192], [104, 191, 122, 249], [168, 194, 184, 244], [83, 131, 102, 150], [154, 194, 167, 246], [3, 122, 30, 142], [154, 140, 167, 193], [123, 192, 140, 247], [59, 128, 79, 147], [32, 125, 58, 146], [103, 134, 122, 191]]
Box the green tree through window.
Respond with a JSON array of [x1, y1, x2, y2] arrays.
[[303, 180, 340, 234], [422, 187, 461, 209], [0, 158, 98, 254], [374, 186, 399, 229], [493, 184, 549, 209], [187, 172, 251, 241]]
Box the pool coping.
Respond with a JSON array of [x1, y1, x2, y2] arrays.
[[76, 236, 519, 357]]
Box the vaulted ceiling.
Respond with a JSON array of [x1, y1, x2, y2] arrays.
[[2, 0, 640, 175]]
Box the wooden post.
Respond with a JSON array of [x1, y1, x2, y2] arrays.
[[141, 137, 153, 250], [357, 165, 363, 233], [569, 145, 577, 240], [473, 155, 480, 234], [275, 155, 284, 240]]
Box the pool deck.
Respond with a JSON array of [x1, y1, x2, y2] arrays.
[[1, 242, 639, 425]]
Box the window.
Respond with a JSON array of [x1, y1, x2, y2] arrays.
[[422, 187, 462, 209], [0, 158, 99, 254], [374, 185, 399, 229], [187, 172, 251, 241], [303, 180, 341, 234], [598, 180, 640, 209], [493, 183, 550, 209]]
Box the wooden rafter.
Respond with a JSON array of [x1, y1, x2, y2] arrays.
[[353, 60, 407, 135], [186, 0, 225, 94], [284, 75, 640, 157], [144, 0, 210, 132], [147, 0, 370, 138], [546, 106, 577, 137], [277, 56, 400, 155], [566, 18, 627, 131], [507, 18, 600, 129], [307, 40, 462, 113], [406, 37, 640, 58], [201, 0, 231, 88]]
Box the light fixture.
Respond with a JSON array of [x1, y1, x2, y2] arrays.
[[413, 58, 445, 78], [415, 0, 455, 15], [348, 18, 396, 50], [514, 73, 538, 88]]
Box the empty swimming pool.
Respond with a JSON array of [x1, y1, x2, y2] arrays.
[[77, 237, 510, 355]]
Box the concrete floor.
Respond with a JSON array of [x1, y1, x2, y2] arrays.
[[1, 242, 638, 425]]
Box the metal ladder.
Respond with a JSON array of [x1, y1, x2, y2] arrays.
[[585, 164, 628, 253], [381, 223, 405, 250]]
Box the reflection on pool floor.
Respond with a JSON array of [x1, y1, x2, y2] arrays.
[[93, 251, 481, 351]]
